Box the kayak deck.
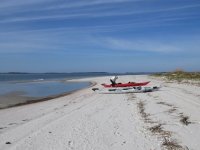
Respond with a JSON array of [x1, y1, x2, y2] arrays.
[[101, 81, 150, 88]]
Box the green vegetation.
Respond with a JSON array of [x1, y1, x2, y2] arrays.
[[152, 70, 200, 81]]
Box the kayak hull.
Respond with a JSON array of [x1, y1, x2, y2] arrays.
[[101, 81, 150, 88], [93, 86, 160, 94]]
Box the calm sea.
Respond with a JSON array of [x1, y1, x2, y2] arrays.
[[0, 73, 109, 108], [0, 72, 110, 82]]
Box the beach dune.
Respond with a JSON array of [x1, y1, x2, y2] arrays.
[[0, 75, 200, 150]]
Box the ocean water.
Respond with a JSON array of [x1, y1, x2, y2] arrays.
[[0, 72, 111, 97], [0, 73, 109, 108], [0, 72, 109, 82], [0, 81, 91, 98]]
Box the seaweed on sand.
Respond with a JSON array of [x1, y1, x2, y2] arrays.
[[162, 138, 184, 150], [149, 124, 171, 137]]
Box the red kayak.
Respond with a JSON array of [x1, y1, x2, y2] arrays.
[[101, 81, 150, 88]]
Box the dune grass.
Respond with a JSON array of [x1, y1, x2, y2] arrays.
[[152, 70, 200, 81]]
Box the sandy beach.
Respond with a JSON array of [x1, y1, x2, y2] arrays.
[[0, 75, 200, 150]]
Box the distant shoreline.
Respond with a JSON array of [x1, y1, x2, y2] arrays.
[[0, 72, 156, 75], [0, 72, 108, 74]]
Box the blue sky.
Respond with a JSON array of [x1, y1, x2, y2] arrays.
[[0, 0, 200, 73]]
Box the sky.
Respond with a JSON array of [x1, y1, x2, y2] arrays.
[[0, 0, 200, 73]]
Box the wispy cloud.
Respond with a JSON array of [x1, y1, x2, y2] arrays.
[[94, 36, 200, 54], [0, 30, 97, 54], [0, 0, 49, 8], [97, 38, 180, 53], [0, 0, 133, 14], [0, 0, 200, 24], [1, 27, 199, 56], [43, 0, 134, 10], [0, 0, 200, 72]]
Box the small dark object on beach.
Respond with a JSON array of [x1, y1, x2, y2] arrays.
[[22, 119, 29, 122], [167, 108, 177, 114], [8, 123, 17, 126], [92, 88, 99, 91], [5, 142, 11, 144], [180, 116, 191, 126], [149, 124, 162, 133], [156, 102, 173, 107]]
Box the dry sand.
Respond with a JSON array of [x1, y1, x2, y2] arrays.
[[0, 75, 199, 150]]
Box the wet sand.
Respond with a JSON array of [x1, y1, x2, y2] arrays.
[[0, 91, 33, 109]]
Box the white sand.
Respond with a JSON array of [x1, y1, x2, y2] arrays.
[[0, 75, 200, 150]]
